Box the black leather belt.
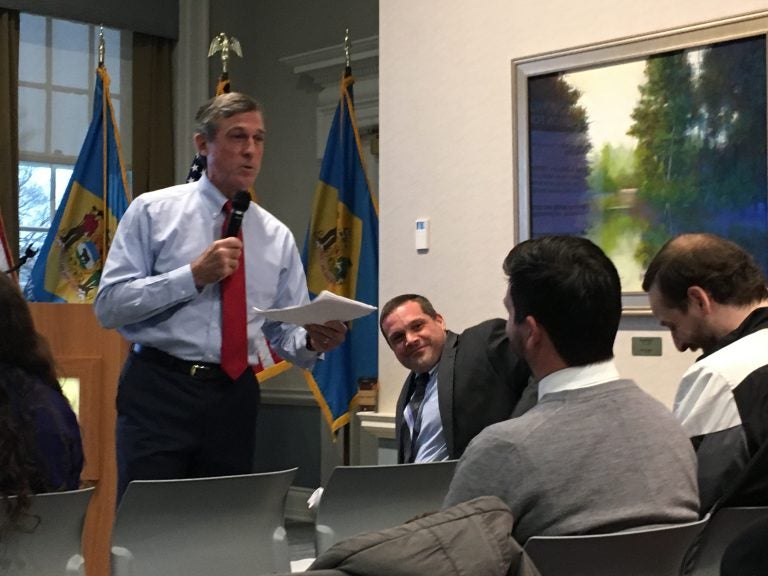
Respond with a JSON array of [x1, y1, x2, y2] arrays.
[[131, 344, 229, 379]]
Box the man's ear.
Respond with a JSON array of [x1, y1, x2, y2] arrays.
[[687, 286, 712, 315], [194, 133, 208, 156], [522, 315, 540, 349]]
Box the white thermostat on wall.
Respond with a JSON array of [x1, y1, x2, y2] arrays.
[[415, 218, 430, 251]]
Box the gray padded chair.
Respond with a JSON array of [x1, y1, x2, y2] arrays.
[[0, 486, 94, 576], [314, 460, 457, 554], [111, 468, 297, 576], [523, 516, 709, 576], [682, 506, 768, 576]]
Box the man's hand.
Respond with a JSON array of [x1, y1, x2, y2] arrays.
[[305, 320, 348, 353], [191, 237, 243, 289]]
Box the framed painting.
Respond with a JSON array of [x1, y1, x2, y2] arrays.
[[513, 13, 768, 310]]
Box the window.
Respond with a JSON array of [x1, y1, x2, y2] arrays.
[[17, 13, 131, 289]]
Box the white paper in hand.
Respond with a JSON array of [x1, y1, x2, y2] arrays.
[[253, 290, 376, 325]]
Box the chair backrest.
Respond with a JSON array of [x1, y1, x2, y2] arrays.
[[314, 460, 457, 555], [682, 506, 768, 576], [110, 468, 297, 576], [523, 516, 709, 576], [0, 487, 94, 576]]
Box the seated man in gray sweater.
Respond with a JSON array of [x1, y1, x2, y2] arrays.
[[444, 236, 700, 543]]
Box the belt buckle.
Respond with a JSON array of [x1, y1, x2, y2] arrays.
[[190, 364, 210, 377]]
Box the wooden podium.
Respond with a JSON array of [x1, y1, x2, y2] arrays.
[[29, 303, 129, 576]]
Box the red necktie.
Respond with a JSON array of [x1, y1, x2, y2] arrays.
[[220, 200, 249, 379]]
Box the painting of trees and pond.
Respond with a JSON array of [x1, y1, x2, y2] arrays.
[[527, 34, 767, 293]]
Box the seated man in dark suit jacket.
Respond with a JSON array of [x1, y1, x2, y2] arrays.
[[380, 294, 533, 463]]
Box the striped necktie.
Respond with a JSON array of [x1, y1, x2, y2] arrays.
[[406, 372, 430, 463]]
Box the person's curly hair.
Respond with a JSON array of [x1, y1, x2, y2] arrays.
[[0, 274, 63, 531]]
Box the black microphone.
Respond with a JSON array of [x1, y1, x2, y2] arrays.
[[224, 191, 251, 238]]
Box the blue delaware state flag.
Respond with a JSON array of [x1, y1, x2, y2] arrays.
[[25, 66, 129, 303], [302, 69, 379, 433]]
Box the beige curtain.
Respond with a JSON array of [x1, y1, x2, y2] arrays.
[[0, 9, 19, 258], [132, 33, 174, 197]]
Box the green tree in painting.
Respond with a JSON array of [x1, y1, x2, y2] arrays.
[[696, 37, 767, 260], [588, 144, 636, 196], [628, 35, 767, 272], [628, 50, 700, 266]]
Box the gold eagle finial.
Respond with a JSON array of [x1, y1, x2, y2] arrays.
[[208, 32, 242, 74]]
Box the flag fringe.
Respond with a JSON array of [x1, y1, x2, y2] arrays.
[[341, 74, 379, 217], [254, 360, 292, 383], [303, 369, 360, 434]]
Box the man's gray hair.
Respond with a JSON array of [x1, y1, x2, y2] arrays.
[[194, 92, 263, 141]]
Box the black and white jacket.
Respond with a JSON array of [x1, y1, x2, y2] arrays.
[[674, 307, 768, 511]]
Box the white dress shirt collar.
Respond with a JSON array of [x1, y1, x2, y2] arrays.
[[538, 359, 620, 401], [199, 172, 230, 216]]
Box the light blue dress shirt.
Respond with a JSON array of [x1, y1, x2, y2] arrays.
[[406, 367, 449, 462], [94, 173, 318, 369]]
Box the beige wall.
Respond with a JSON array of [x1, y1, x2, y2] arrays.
[[377, 1, 768, 412]]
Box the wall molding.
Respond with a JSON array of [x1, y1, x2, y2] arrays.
[[280, 36, 379, 158]]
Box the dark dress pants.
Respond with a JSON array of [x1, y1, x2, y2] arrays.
[[115, 351, 260, 500]]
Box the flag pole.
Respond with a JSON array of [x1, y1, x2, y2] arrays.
[[98, 25, 105, 66], [99, 26, 108, 270], [344, 28, 351, 72], [343, 27, 352, 465]]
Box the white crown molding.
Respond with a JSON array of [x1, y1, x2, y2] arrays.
[[280, 36, 379, 158], [279, 35, 379, 89]]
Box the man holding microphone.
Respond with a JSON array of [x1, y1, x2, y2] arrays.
[[95, 92, 345, 498]]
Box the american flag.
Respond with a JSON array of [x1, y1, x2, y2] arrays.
[[186, 153, 207, 183]]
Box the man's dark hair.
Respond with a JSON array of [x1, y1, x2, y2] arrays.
[[379, 294, 438, 341], [642, 233, 768, 311], [503, 236, 621, 366], [194, 92, 263, 141]]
